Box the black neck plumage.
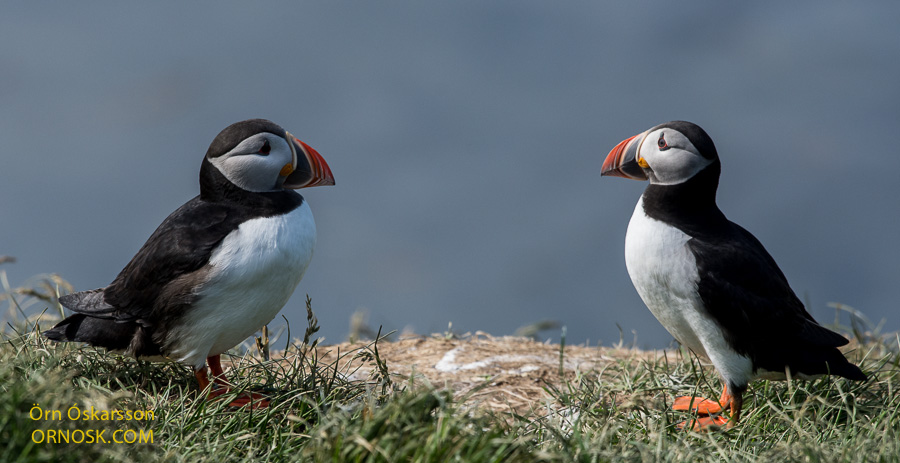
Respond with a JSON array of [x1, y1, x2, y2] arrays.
[[198, 159, 304, 214], [640, 161, 728, 237]]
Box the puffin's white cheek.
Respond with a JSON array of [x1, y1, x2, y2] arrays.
[[213, 156, 280, 192], [648, 151, 710, 185]]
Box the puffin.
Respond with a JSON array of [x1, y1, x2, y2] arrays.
[[44, 119, 334, 408], [601, 121, 866, 429]]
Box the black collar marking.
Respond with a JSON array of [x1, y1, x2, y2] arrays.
[[199, 156, 304, 210], [640, 160, 725, 238]]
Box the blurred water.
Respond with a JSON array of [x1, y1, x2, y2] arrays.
[[2, 2, 898, 348]]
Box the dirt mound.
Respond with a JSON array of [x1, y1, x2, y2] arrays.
[[306, 332, 664, 415]]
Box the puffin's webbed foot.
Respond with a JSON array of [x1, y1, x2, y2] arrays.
[[672, 385, 742, 431], [194, 355, 270, 409], [677, 415, 729, 430]]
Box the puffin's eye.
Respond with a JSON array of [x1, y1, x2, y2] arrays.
[[259, 140, 271, 155], [657, 133, 669, 150]]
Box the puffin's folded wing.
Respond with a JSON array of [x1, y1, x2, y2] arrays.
[[58, 289, 118, 317], [102, 198, 237, 321]]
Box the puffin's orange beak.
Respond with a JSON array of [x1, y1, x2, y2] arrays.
[[283, 134, 335, 189], [602, 132, 648, 181], [295, 138, 335, 188]]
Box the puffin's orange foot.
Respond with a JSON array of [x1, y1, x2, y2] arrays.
[[672, 385, 742, 431], [195, 359, 270, 409], [677, 415, 730, 431], [672, 395, 726, 415], [207, 387, 270, 409]]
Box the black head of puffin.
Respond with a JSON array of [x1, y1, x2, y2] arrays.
[[602, 121, 718, 185], [203, 119, 335, 193]]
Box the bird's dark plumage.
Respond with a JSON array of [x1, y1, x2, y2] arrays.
[[602, 121, 866, 428], [46, 158, 305, 358], [639, 161, 865, 381], [44, 119, 332, 367]]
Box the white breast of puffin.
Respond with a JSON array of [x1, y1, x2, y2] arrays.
[[169, 201, 316, 369], [624, 197, 752, 386]]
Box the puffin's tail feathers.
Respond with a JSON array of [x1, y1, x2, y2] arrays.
[[825, 354, 868, 381], [43, 314, 134, 351], [43, 313, 162, 357], [798, 319, 853, 348], [801, 322, 868, 381], [782, 344, 869, 382]]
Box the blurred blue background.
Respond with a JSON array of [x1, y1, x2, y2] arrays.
[[2, 2, 898, 348]]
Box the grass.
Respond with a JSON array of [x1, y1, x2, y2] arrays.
[[2, 269, 899, 462]]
